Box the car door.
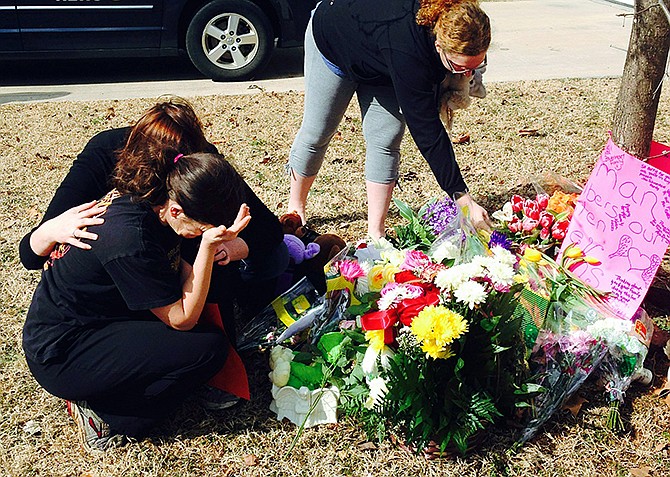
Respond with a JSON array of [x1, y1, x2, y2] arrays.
[[17, 0, 164, 52], [0, 2, 20, 51]]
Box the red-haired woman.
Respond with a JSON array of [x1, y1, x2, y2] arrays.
[[19, 99, 288, 336], [288, 0, 492, 238]]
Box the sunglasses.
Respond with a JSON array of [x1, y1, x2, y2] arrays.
[[444, 54, 487, 75]]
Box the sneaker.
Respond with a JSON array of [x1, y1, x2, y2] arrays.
[[195, 385, 241, 411], [66, 400, 126, 453]]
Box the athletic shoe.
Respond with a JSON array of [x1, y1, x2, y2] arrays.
[[195, 385, 241, 411], [66, 400, 126, 453]]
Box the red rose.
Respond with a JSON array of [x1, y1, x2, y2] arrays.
[[394, 270, 421, 284]]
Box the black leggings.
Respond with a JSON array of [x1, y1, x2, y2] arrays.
[[26, 320, 228, 437]]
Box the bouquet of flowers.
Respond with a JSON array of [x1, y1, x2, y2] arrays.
[[357, 244, 526, 454], [586, 308, 653, 431], [516, 246, 610, 443], [492, 172, 581, 258], [491, 190, 579, 257], [266, 196, 530, 455]]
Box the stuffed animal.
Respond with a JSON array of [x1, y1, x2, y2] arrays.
[[283, 234, 320, 265], [438, 66, 487, 131]]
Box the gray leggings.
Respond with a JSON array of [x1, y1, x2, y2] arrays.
[[288, 19, 406, 184]]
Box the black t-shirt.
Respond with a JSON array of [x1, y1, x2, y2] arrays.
[[19, 127, 283, 270], [23, 195, 182, 364], [312, 0, 468, 196]]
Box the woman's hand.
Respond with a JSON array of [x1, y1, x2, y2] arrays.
[[30, 200, 106, 256], [213, 238, 249, 266], [455, 193, 493, 231], [201, 203, 251, 251]]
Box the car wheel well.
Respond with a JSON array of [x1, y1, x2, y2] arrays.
[[177, 0, 279, 52]]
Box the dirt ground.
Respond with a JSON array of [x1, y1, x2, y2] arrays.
[[1, 77, 670, 476]]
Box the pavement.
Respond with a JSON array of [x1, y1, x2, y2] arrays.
[[0, 0, 634, 104]]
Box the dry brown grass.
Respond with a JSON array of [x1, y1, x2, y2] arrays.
[[1, 78, 670, 476]]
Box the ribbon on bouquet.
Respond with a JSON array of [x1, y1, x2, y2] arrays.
[[326, 275, 361, 306], [360, 290, 441, 344]]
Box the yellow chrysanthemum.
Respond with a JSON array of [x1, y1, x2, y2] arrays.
[[421, 341, 455, 359], [410, 305, 468, 359], [365, 330, 386, 352]]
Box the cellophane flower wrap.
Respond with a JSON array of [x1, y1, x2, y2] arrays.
[[491, 174, 581, 258], [516, 247, 609, 443], [586, 307, 653, 431]]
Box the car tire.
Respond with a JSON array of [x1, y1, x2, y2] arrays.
[[186, 0, 273, 81]]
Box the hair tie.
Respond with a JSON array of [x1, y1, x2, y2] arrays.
[[173, 153, 184, 164]]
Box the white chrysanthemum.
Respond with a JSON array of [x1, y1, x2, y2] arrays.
[[377, 284, 422, 310], [485, 260, 516, 287], [364, 377, 389, 410], [454, 280, 488, 309], [491, 245, 517, 268], [435, 267, 464, 291], [430, 239, 460, 263]]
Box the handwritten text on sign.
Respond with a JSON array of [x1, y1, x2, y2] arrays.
[[562, 139, 670, 320]]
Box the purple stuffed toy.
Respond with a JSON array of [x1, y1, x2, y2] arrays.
[[283, 234, 320, 264]]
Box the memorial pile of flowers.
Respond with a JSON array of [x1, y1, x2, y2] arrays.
[[257, 194, 654, 455]]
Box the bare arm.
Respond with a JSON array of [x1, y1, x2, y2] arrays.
[[151, 204, 251, 330], [29, 201, 107, 256]]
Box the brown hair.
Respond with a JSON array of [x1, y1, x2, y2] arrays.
[[167, 153, 245, 227], [113, 98, 211, 206], [416, 0, 490, 56]]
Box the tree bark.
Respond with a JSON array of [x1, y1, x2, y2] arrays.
[[612, 0, 670, 159]]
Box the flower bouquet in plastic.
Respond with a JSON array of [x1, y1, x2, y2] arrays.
[[586, 308, 654, 432], [516, 245, 609, 444], [491, 173, 581, 258]]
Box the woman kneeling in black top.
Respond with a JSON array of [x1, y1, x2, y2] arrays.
[[23, 150, 250, 452]]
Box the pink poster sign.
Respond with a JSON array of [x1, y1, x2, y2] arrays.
[[561, 138, 670, 320]]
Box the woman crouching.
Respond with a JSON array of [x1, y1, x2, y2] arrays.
[[23, 151, 250, 452]]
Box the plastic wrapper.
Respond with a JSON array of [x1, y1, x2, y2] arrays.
[[236, 277, 321, 352], [586, 307, 654, 431]]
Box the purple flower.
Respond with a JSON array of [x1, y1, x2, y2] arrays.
[[422, 196, 459, 235], [488, 231, 512, 250]]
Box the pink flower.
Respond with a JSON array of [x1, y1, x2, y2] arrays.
[[539, 211, 554, 229], [523, 199, 541, 220], [400, 249, 432, 271], [522, 217, 540, 233], [539, 227, 551, 240], [508, 216, 522, 233], [336, 259, 366, 281], [552, 219, 569, 240], [536, 193, 549, 210], [510, 194, 524, 213]]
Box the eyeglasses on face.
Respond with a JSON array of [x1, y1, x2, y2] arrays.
[[444, 54, 487, 75]]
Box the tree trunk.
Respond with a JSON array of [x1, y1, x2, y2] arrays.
[[612, 0, 670, 159]]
